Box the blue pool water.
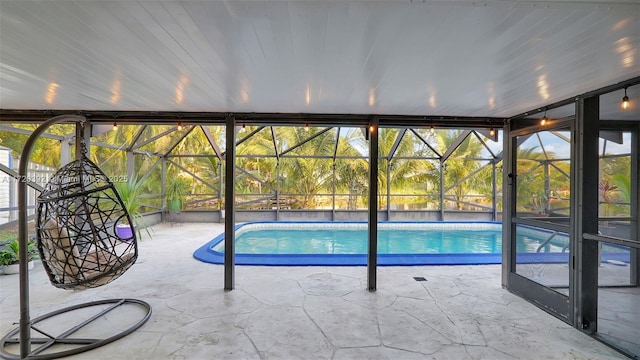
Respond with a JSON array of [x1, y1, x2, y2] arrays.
[[193, 222, 629, 266], [217, 228, 505, 254]]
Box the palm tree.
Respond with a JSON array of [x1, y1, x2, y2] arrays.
[[378, 129, 438, 209], [436, 130, 484, 210], [279, 127, 340, 207], [334, 128, 369, 209], [235, 126, 279, 208]]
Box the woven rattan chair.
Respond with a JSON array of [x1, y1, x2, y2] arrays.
[[36, 147, 137, 290]]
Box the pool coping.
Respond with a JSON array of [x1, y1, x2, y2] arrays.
[[192, 221, 629, 266]]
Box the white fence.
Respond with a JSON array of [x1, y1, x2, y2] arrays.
[[0, 147, 56, 227]]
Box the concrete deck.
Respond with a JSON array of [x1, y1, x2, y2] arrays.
[[0, 223, 629, 359]]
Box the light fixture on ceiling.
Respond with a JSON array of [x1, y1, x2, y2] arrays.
[[622, 87, 630, 109], [430, 125, 435, 134], [489, 128, 495, 136], [112, 121, 118, 131], [540, 109, 548, 126], [177, 122, 183, 131], [305, 123, 310, 131]]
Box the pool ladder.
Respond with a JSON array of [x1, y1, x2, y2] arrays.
[[537, 231, 602, 253], [536, 231, 560, 253]]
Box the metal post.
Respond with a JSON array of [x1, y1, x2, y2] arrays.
[[218, 161, 223, 222], [368, 119, 379, 291], [224, 115, 236, 290], [17, 115, 85, 358], [332, 162, 336, 221], [126, 151, 134, 180], [544, 161, 551, 214], [630, 125, 639, 285], [574, 96, 599, 333], [492, 162, 498, 221], [8, 163, 16, 222], [439, 161, 445, 221], [332, 128, 340, 221], [161, 158, 166, 221], [386, 162, 391, 221], [502, 124, 514, 287], [60, 138, 71, 166], [74, 126, 82, 161], [276, 162, 280, 221]]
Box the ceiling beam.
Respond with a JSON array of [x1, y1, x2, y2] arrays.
[[0, 110, 506, 128]]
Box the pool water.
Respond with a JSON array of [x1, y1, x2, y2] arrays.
[[217, 228, 508, 254], [193, 221, 629, 266]]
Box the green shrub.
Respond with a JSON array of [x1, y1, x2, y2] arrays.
[[0, 239, 38, 266]]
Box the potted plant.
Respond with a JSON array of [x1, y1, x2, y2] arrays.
[[0, 239, 38, 275], [166, 176, 190, 213], [114, 176, 151, 240]]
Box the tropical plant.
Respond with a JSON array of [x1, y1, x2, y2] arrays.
[[599, 180, 618, 204], [377, 129, 438, 209], [279, 127, 337, 207], [234, 126, 279, 206], [515, 144, 554, 213], [0, 251, 15, 266], [599, 179, 622, 217], [114, 176, 152, 238], [437, 130, 484, 210], [531, 190, 550, 214], [612, 173, 631, 204], [166, 176, 190, 211], [334, 128, 368, 209], [0, 240, 38, 266]]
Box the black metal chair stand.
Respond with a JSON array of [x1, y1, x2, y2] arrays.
[[0, 299, 151, 360]]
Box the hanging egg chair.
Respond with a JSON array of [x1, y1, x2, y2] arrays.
[[0, 116, 150, 360], [36, 144, 137, 290]]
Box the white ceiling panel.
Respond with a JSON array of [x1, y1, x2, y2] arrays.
[[1, 0, 639, 119]]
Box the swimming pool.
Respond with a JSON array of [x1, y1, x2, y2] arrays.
[[194, 221, 629, 266]]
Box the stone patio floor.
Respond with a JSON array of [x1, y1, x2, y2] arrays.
[[0, 223, 629, 359]]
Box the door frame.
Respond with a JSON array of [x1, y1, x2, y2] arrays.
[[503, 117, 576, 323]]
